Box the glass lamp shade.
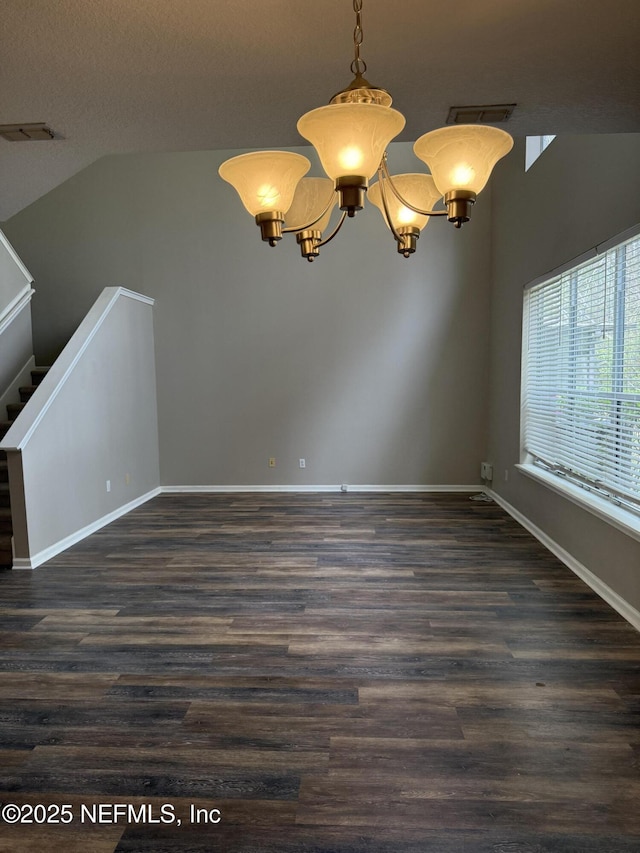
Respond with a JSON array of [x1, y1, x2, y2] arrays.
[[413, 125, 513, 197], [218, 151, 310, 216], [285, 177, 336, 232], [297, 103, 406, 181], [368, 173, 441, 232]]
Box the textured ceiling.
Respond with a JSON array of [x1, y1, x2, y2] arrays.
[[1, 0, 639, 221]]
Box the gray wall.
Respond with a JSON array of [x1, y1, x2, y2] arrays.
[[3, 143, 494, 487], [489, 133, 640, 610]]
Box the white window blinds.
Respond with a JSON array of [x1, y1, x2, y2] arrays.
[[522, 233, 640, 516]]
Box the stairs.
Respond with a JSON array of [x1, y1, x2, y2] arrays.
[[0, 463, 10, 568], [0, 367, 48, 568]]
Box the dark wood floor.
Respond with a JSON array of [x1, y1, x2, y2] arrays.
[[1, 492, 639, 852]]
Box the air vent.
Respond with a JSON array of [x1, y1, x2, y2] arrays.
[[0, 123, 56, 141], [446, 104, 516, 125]]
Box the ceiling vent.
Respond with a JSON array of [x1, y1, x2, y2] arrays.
[[446, 104, 516, 125], [0, 123, 56, 141]]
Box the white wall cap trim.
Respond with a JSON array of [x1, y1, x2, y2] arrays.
[[0, 286, 154, 452], [0, 285, 35, 336], [11, 487, 162, 570], [161, 484, 481, 494], [0, 229, 34, 285], [523, 221, 640, 292], [117, 288, 155, 306], [515, 463, 640, 543], [488, 487, 640, 633]]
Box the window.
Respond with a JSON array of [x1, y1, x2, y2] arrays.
[[521, 230, 640, 525], [525, 135, 556, 171]]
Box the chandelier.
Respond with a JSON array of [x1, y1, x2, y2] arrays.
[[219, 0, 514, 261]]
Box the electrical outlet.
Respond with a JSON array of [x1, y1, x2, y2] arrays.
[[106, 480, 111, 493], [480, 462, 493, 480], [299, 458, 306, 468], [268, 457, 276, 468], [125, 472, 130, 485]]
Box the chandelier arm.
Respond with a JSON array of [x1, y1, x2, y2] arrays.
[[316, 211, 348, 248], [282, 196, 335, 234], [377, 163, 403, 246], [380, 156, 448, 217]]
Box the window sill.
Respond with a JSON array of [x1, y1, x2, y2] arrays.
[[516, 463, 640, 544]]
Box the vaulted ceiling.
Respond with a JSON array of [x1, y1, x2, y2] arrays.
[[2, 0, 639, 221]]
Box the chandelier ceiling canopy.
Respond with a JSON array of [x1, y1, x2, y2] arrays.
[[219, 0, 514, 261]]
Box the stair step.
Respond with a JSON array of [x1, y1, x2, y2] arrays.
[[0, 461, 7, 483], [0, 421, 14, 440], [0, 483, 9, 508], [6, 403, 26, 421], [19, 385, 39, 402], [31, 367, 49, 385], [0, 507, 12, 535], [0, 534, 12, 566]]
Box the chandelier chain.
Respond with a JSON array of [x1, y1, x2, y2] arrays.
[[351, 0, 366, 76]]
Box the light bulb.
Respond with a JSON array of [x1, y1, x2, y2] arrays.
[[339, 146, 365, 171], [397, 206, 417, 225], [257, 184, 281, 209], [450, 164, 475, 188]]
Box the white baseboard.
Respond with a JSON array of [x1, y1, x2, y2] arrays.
[[488, 488, 640, 632], [161, 484, 482, 494], [12, 487, 162, 570]]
